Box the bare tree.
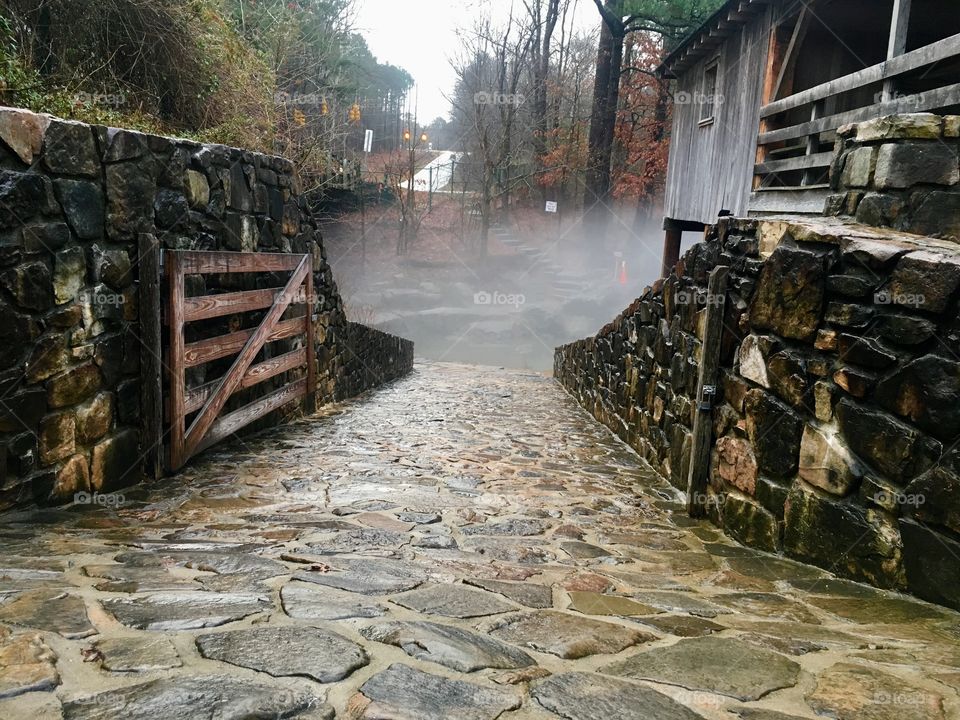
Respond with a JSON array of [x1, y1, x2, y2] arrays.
[[381, 100, 430, 255], [450, 12, 534, 257], [524, 0, 562, 199]]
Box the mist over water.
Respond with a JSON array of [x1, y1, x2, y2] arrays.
[[323, 205, 700, 372]]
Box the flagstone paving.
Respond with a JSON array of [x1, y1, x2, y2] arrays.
[[0, 361, 959, 719]]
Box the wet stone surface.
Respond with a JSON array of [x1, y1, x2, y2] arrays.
[[0, 626, 59, 698], [60, 675, 321, 720], [360, 620, 535, 672], [533, 672, 706, 720], [102, 592, 270, 631], [602, 635, 802, 701], [293, 557, 426, 594], [488, 610, 656, 659], [94, 636, 182, 672], [0, 362, 958, 718], [391, 583, 517, 618], [465, 578, 554, 608], [0, 590, 95, 639], [280, 580, 388, 620], [357, 663, 520, 719], [195, 626, 368, 683]]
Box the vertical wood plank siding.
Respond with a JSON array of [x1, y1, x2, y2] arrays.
[[664, 4, 775, 225]]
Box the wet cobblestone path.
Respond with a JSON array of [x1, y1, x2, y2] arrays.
[[2, 362, 960, 719]]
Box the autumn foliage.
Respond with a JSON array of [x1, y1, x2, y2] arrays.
[[611, 32, 670, 209]]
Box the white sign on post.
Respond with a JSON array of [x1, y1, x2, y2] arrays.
[[545, 201, 558, 213], [363, 129, 374, 153]]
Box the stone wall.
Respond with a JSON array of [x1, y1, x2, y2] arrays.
[[826, 112, 959, 241], [0, 107, 413, 511], [332, 322, 416, 401], [556, 207, 960, 609]]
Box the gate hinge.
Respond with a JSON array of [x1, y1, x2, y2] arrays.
[[699, 385, 717, 411]]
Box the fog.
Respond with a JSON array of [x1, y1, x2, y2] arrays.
[[323, 204, 700, 372]]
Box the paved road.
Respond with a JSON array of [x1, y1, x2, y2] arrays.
[[404, 151, 461, 193], [1, 363, 958, 719]]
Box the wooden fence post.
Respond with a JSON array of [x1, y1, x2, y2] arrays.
[[138, 233, 163, 480], [167, 250, 186, 471], [687, 265, 730, 517], [304, 247, 317, 415]]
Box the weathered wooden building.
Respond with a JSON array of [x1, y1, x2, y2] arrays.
[[657, 0, 960, 272]]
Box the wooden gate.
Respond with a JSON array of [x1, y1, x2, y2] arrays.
[[164, 250, 316, 471]]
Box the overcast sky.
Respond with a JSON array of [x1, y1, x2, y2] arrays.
[[354, 0, 600, 122]]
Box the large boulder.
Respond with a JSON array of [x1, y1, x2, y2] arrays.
[[784, 482, 904, 588], [766, 350, 811, 410], [713, 436, 758, 496], [53, 246, 85, 305], [836, 398, 940, 483], [855, 113, 944, 141], [1, 261, 53, 311], [840, 146, 876, 188], [0, 108, 51, 164], [46, 363, 102, 408], [899, 519, 960, 610], [744, 389, 803, 479], [106, 161, 157, 238], [91, 429, 140, 491], [0, 171, 46, 229], [54, 179, 104, 240], [722, 493, 781, 552], [42, 120, 99, 177], [910, 191, 960, 239], [884, 249, 960, 313], [798, 424, 862, 496], [902, 451, 960, 535], [876, 354, 960, 441], [874, 141, 959, 189], [749, 245, 827, 342]]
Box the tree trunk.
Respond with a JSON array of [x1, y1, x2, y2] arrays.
[[480, 167, 493, 258], [583, 0, 624, 246], [533, 0, 560, 201]]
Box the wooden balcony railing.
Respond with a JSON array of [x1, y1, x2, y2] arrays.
[[751, 31, 960, 212]]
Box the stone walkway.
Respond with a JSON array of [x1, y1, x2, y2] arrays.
[[1, 362, 959, 719]]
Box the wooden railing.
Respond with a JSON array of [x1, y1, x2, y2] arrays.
[[753, 32, 960, 195]]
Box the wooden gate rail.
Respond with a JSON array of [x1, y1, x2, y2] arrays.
[[165, 250, 316, 471], [753, 32, 960, 191]]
